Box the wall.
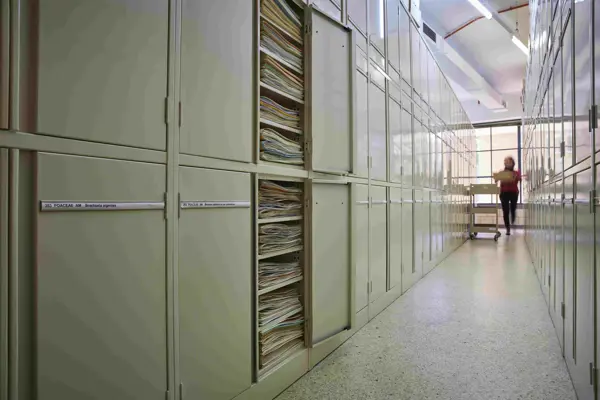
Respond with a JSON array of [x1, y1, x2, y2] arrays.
[[0, 1, 475, 399]]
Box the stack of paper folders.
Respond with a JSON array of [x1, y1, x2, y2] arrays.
[[259, 180, 303, 218], [259, 260, 302, 290], [259, 223, 302, 255], [260, 96, 301, 129], [260, 128, 303, 165], [259, 286, 304, 370], [261, 0, 303, 44], [261, 55, 304, 100], [261, 19, 303, 72]]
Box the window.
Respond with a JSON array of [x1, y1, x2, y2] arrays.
[[490, 125, 518, 150]]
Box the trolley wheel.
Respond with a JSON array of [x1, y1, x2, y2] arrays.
[[473, 232, 478, 237], [469, 234, 474, 240], [494, 233, 500, 242]]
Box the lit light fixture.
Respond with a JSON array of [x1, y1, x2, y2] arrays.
[[466, 0, 492, 19], [512, 35, 529, 55], [379, 0, 385, 39]]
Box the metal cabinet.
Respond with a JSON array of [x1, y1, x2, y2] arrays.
[[389, 188, 402, 290], [354, 184, 369, 313], [308, 8, 353, 174], [36, 154, 167, 400], [309, 182, 351, 344], [178, 167, 252, 400], [569, 169, 594, 399], [369, 185, 388, 303], [34, 0, 169, 150], [180, 0, 253, 162]]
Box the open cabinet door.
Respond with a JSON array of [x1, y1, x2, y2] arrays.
[[308, 180, 351, 346], [306, 7, 353, 175]]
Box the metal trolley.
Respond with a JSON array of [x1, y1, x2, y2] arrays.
[[468, 183, 501, 242]]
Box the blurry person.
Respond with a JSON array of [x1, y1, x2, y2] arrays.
[[495, 156, 521, 236]]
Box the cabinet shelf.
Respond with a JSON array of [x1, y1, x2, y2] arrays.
[[260, 47, 303, 75], [258, 215, 303, 224], [260, 82, 304, 104], [259, 118, 303, 135], [258, 245, 304, 260], [258, 276, 303, 296]]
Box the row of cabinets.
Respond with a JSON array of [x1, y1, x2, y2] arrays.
[[1, 0, 475, 176], [0, 151, 470, 400], [526, 164, 598, 400]]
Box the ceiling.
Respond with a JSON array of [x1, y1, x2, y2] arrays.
[[419, 0, 530, 123]]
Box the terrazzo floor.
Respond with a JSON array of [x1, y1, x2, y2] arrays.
[[277, 235, 576, 400]]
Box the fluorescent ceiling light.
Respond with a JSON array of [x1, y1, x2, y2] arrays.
[[466, 0, 492, 19], [512, 35, 529, 55], [378, 0, 385, 39]]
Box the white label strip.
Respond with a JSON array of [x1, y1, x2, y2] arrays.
[[371, 200, 388, 205], [181, 201, 251, 209], [356, 200, 369, 205], [40, 201, 164, 211]]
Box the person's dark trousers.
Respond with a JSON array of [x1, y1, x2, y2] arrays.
[[500, 192, 518, 231]]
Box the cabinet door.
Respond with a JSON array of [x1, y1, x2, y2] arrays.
[[36, 154, 167, 400], [563, 176, 575, 371], [389, 188, 402, 289], [178, 168, 252, 400], [573, 0, 592, 164], [401, 189, 417, 292], [355, 71, 369, 178], [553, 184, 565, 351], [370, 186, 388, 303], [369, 82, 387, 181], [569, 169, 594, 399], [414, 190, 423, 277], [180, 0, 252, 162], [390, 97, 402, 183], [311, 182, 351, 344], [35, 0, 168, 149], [422, 192, 432, 274], [309, 8, 352, 174], [354, 184, 369, 313]]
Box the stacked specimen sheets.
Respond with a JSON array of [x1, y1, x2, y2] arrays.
[[259, 223, 302, 254], [261, 0, 303, 44], [260, 96, 301, 129], [260, 128, 303, 165], [261, 19, 303, 72], [261, 55, 304, 100], [258, 180, 303, 219], [259, 260, 302, 290]]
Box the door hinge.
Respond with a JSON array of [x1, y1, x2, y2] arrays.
[[368, 156, 373, 169], [178, 102, 182, 127], [590, 189, 596, 214], [590, 363, 596, 386], [165, 390, 169, 400], [305, 139, 312, 156], [560, 141, 565, 158], [561, 302, 565, 319], [164, 97, 170, 125], [178, 193, 181, 218], [305, 22, 311, 35], [548, 275, 551, 287], [180, 383, 184, 400], [164, 192, 168, 220]]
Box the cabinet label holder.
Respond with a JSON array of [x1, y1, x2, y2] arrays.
[[180, 201, 251, 209], [40, 201, 165, 211]]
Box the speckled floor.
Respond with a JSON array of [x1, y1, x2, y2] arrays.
[[277, 236, 576, 400]]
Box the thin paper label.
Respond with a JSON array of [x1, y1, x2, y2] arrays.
[[180, 201, 250, 209], [40, 201, 164, 211]]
